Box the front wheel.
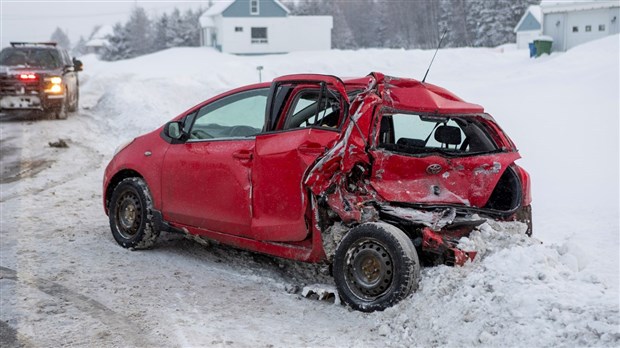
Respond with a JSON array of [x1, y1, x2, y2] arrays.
[[68, 87, 79, 112], [333, 222, 420, 312], [108, 177, 160, 249], [52, 96, 68, 120]]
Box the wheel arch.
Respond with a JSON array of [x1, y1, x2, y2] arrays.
[[105, 169, 143, 214]]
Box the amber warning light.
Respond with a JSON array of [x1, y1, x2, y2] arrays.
[[19, 73, 37, 80]]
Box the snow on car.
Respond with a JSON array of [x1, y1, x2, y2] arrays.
[[103, 71, 531, 312]]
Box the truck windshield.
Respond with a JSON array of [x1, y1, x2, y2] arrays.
[[0, 48, 62, 69]]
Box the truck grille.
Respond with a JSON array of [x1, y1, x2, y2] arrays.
[[0, 75, 41, 96]]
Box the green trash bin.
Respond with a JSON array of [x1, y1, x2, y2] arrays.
[[534, 36, 553, 57]]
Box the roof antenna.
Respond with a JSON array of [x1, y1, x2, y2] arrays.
[[422, 29, 448, 83]]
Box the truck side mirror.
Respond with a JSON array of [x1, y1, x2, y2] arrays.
[[72, 58, 83, 72]]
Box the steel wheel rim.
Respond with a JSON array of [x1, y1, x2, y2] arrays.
[[344, 238, 394, 301], [114, 190, 142, 240]]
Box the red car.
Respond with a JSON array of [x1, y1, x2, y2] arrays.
[[103, 72, 531, 312]]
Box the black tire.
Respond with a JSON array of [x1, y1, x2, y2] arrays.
[[54, 96, 68, 120], [333, 222, 420, 312], [108, 177, 160, 249], [68, 87, 78, 112]]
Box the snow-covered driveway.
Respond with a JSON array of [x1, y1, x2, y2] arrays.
[[1, 36, 618, 347]]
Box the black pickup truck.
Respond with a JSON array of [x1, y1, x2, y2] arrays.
[[0, 42, 83, 119]]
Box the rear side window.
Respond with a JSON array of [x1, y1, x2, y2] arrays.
[[283, 88, 343, 130], [378, 113, 498, 155]]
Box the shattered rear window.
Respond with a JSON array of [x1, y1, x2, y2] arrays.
[[378, 113, 498, 155]]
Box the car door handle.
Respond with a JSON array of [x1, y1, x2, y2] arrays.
[[233, 150, 253, 160], [298, 143, 325, 155]]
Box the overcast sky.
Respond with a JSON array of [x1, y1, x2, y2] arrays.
[[1, 0, 209, 49]]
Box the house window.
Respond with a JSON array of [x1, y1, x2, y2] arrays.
[[585, 25, 592, 32], [250, 0, 259, 15], [599, 24, 606, 31], [572, 26, 579, 32], [251, 27, 268, 44], [235, 27, 243, 32]]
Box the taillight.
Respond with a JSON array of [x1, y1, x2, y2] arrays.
[[19, 73, 37, 80]]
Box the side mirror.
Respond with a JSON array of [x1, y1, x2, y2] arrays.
[[165, 121, 186, 141], [72, 58, 83, 72]]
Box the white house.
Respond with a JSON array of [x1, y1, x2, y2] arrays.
[[541, 0, 620, 51], [514, 5, 542, 49], [85, 25, 114, 55], [199, 0, 333, 54]]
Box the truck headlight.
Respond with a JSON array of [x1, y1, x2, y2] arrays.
[[44, 76, 63, 94]]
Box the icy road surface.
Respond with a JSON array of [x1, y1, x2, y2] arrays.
[[1, 36, 618, 347]]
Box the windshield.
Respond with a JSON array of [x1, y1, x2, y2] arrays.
[[0, 48, 62, 69], [378, 113, 499, 156]]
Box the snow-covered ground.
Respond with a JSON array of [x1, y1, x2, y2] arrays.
[[1, 36, 618, 347]]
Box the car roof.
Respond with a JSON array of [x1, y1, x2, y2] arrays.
[[344, 73, 484, 114], [195, 73, 482, 118]]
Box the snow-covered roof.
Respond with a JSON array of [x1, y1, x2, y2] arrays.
[[91, 24, 114, 40], [541, 0, 619, 14], [85, 38, 108, 48], [199, 15, 215, 27], [514, 5, 542, 33], [203, 0, 234, 17], [530, 5, 542, 22], [201, 0, 290, 18]]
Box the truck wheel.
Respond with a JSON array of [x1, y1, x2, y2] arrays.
[[68, 88, 79, 112], [109, 178, 160, 249], [54, 97, 68, 119], [333, 222, 420, 312]]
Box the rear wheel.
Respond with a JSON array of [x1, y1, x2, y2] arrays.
[[108, 177, 160, 249], [333, 222, 420, 312]]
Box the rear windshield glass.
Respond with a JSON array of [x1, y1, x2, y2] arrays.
[[378, 113, 498, 156], [0, 48, 62, 69]]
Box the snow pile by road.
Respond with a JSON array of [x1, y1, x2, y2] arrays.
[[1, 36, 617, 347], [376, 221, 619, 347]]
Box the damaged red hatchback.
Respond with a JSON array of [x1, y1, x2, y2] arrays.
[[103, 72, 531, 312]]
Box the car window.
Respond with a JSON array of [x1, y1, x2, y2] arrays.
[[61, 50, 71, 66], [378, 113, 498, 155], [0, 48, 62, 69], [189, 88, 269, 140], [282, 88, 342, 130]]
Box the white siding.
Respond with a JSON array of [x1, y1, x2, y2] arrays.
[[565, 8, 615, 50], [543, 6, 620, 51], [219, 16, 332, 54], [516, 31, 542, 49]]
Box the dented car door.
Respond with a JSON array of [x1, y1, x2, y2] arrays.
[[250, 75, 348, 242]]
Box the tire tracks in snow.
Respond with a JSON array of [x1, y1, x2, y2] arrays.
[[0, 266, 152, 347], [0, 113, 104, 203]]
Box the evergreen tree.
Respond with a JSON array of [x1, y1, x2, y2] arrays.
[[125, 7, 153, 56], [330, 1, 357, 49], [153, 13, 171, 50], [72, 36, 88, 56], [50, 27, 70, 49], [101, 23, 132, 61]]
